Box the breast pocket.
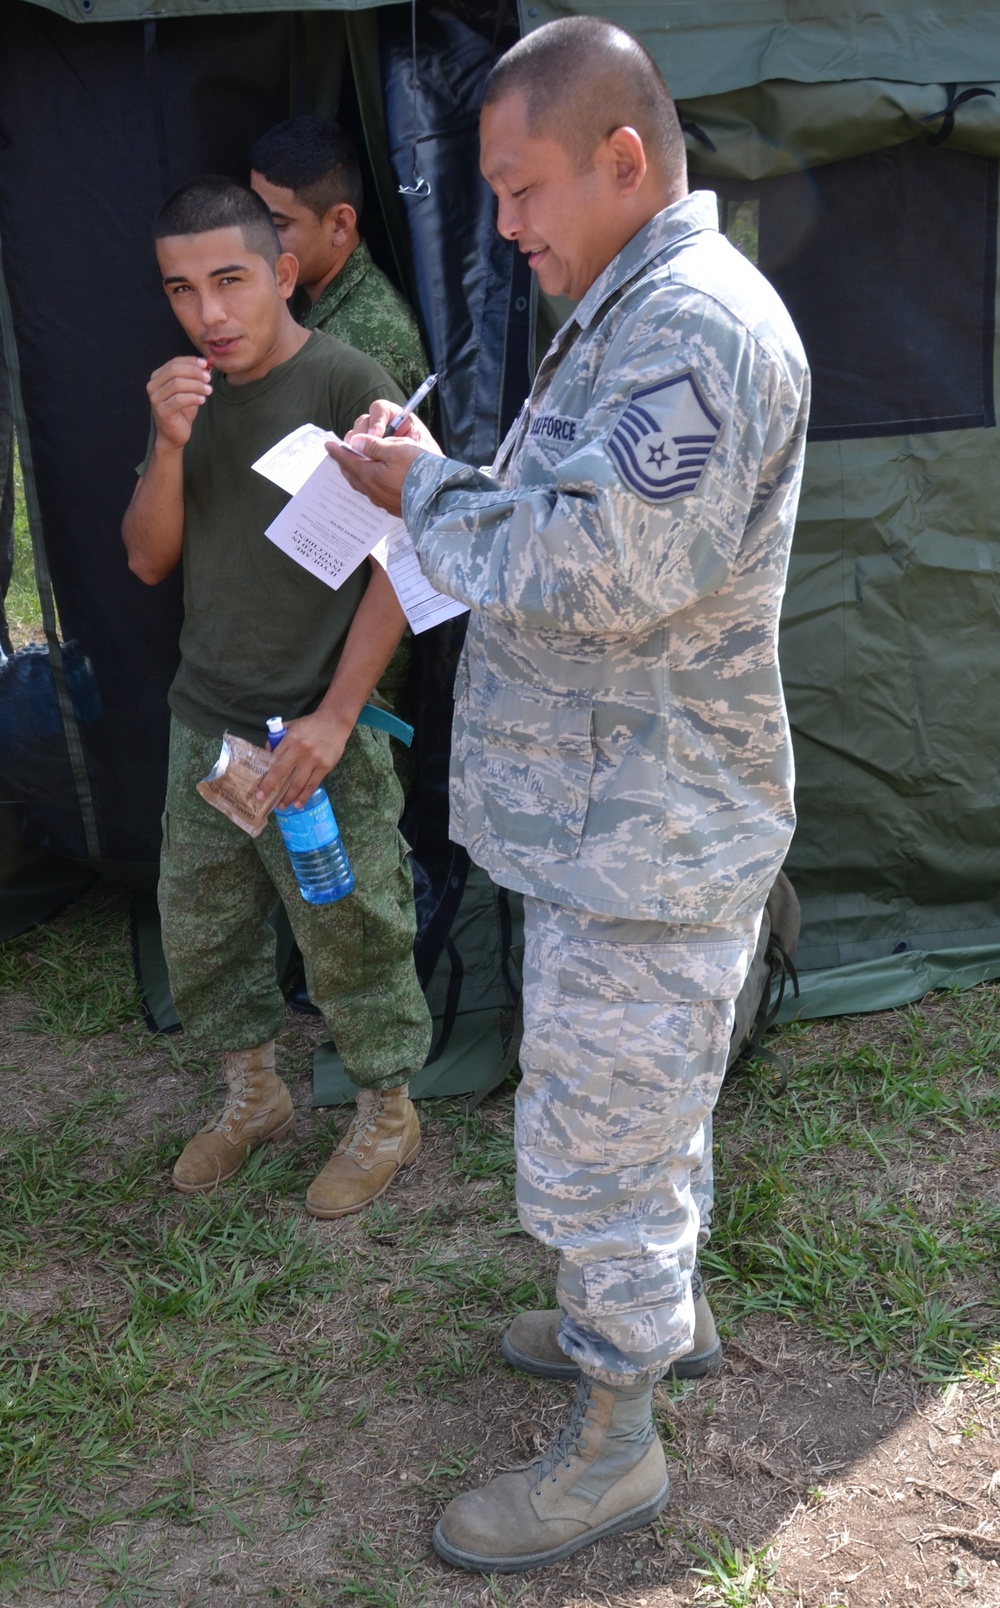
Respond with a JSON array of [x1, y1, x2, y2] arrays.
[[480, 688, 595, 859]]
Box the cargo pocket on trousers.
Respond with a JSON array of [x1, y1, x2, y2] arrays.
[[551, 936, 749, 1167]]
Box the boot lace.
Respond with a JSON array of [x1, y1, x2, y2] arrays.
[[338, 1090, 382, 1157], [531, 1377, 593, 1494], [205, 1072, 252, 1132]]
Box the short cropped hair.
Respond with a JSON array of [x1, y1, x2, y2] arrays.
[[483, 17, 686, 179], [250, 117, 364, 220], [153, 175, 281, 265]]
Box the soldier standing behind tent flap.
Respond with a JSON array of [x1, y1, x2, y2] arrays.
[[249, 118, 429, 408], [332, 17, 809, 1575]]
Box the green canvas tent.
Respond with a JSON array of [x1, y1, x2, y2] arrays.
[[2, 0, 1000, 1056]]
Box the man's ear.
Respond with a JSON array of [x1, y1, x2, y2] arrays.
[[275, 251, 300, 300], [324, 202, 358, 247], [604, 125, 647, 197]]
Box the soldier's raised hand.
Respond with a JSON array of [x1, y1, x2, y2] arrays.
[[147, 356, 213, 450]]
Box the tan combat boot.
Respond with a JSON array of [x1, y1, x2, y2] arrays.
[[304, 1084, 419, 1218], [501, 1262, 722, 1382], [432, 1374, 669, 1573], [172, 1042, 294, 1194]]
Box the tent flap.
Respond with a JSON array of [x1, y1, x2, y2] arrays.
[[380, 2, 533, 464], [779, 945, 1000, 1022], [28, 0, 1000, 104], [26, 0, 404, 20], [782, 406, 1000, 973], [518, 2, 1000, 102], [681, 80, 1000, 180]]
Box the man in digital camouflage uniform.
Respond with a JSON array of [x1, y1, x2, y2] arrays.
[[250, 116, 428, 399], [251, 116, 429, 774], [332, 17, 809, 1573], [123, 177, 431, 1220]]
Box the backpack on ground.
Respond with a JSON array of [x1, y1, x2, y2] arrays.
[[726, 869, 800, 1086]]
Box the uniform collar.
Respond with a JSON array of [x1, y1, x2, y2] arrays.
[[572, 190, 720, 332], [308, 237, 372, 325]]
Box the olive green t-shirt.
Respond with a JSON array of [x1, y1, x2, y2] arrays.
[[167, 331, 404, 743]]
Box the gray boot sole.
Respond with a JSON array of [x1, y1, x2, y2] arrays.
[[431, 1473, 670, 1573], [500, 1328, 723, 1383]]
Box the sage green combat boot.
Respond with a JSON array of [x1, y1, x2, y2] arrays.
[[172, 1041, 294, 1193], [432, 1374, 669, 1573], [501, 1263, 721, 1382], [304, 1084, 420, 1218]]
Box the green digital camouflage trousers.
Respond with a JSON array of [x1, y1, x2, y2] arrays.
[[375, 633, 416, 802], [159, 717, 432, 1087], [515, 896, 759, 1388]]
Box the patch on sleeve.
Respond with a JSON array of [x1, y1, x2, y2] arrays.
[[607, 371, 722, 503]]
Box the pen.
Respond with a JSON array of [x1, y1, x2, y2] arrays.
[[384, 372, 438, 437]]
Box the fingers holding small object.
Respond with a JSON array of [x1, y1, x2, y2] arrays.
[[326, 438, 383, 498], [148, 357, 213, 425], [148, 355, 213, 391], [349, 398, 399, 441]]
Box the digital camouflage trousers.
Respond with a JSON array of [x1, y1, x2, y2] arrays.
[[515, 895, 759, 1388], [159, 717, 432, 1089]]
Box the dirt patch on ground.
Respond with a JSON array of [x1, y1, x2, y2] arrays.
[[3, 890, 999, 1606], [15, 1307, 997, 1607]]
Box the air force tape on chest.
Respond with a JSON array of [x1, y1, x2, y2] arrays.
[[607, 370, 722, 503], [528, 410, 580, 445]]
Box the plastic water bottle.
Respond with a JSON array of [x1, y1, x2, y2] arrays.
[[265, 717, 355, 904]]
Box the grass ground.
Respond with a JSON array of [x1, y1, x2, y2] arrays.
[[2, 883, 999, 1607], [6, 443, 44, 649]]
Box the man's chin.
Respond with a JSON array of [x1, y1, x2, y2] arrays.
[[532, 258, 572, 299]]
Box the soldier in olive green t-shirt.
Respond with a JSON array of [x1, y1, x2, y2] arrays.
[[250, 118, 430, 774], [123, 177, 431, 1220]]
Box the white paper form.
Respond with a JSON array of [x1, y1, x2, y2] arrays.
[[252, 423, 333, 495], [370, 527, 468, 635], [261, 447, 399, 592], [254, 425, 469, 619]]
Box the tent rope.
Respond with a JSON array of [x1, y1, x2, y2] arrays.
[[398, 0, 431, 198], [0, 230, 102, 861], [921, 84, 996, 146]]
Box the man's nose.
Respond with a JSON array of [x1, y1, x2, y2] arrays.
[[200, 293, 227, 327], [495, 196, 521, 241]]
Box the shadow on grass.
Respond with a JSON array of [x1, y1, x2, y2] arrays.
[[2, 885, 999, 1605]]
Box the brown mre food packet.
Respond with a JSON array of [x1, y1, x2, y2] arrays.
[[196, 732, 288, 838]]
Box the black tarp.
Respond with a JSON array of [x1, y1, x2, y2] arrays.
[[0, 4, 293, 862], [381, 1, 533, 464], [0, 2, 528, 1057], [757, 144, 998, 441], [0, 0, 523, 880]]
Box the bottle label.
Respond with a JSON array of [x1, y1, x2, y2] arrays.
[[276, 794, 340, 854]]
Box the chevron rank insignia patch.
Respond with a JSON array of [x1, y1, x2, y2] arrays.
[[607, 371, 722, 503]]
